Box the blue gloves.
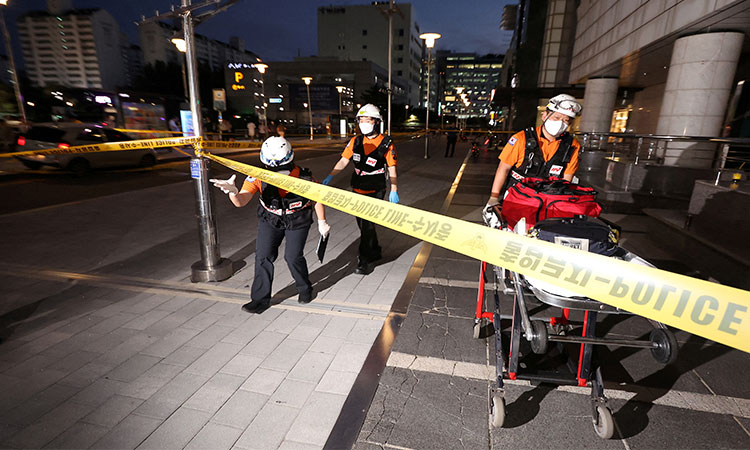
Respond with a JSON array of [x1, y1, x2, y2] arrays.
[[389, 191, 399, 204], [322, 175, 333, 186]]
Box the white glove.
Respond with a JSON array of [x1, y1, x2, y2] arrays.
[[318, 220, 331, 237], [209, 174, 238, 195], [482, 204, 501, 229]]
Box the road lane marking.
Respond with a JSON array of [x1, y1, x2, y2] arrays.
[[386, 351, 750, 419]]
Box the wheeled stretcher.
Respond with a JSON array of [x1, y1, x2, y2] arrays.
[[475, 208, 678, 439]]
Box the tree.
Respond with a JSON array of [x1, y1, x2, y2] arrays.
[[133, 61, 184, 98]]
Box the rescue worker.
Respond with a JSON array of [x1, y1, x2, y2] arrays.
[[210, 137, 330, 313], [483, 93, 582, 223], [321, 104, 398, 275]]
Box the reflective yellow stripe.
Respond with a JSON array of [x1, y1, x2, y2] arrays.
[[4, 136, 201, 158], [201, 150, 750, 354]]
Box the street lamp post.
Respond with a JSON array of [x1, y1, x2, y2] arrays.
[[170, 37, 189, 102], [255, 63, 268, 132], [302, 77, 313, 140], [419, 32, 440, 159], [336, 85, 344, 117], [182, 0, 232, 282], [0, 0, 26, 123], [336, 85, 346, 138]]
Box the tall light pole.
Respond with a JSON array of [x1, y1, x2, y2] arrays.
[[336, 85, 344, 116], [255, 63, 268, 131], [0, 0, 26, 123], [171, 37, 190, 102], [419, 32, 440, 159], [302, 76, 313, 140]]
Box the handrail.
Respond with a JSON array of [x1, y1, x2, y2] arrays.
[[574, 131, 750, 170]]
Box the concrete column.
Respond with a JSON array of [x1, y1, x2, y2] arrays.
[[579, 77, 619, 133], [656, 32, 744, 167]]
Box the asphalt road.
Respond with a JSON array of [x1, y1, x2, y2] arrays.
[[0, 146, 341, 216]]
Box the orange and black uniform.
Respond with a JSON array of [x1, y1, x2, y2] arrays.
[[341, 134, 397, 264], [499, 126, 581, 190], [241, 165, 315, 303]]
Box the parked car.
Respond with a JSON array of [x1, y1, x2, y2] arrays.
[[14, 123, 157, 175]]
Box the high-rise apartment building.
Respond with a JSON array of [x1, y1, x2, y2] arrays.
[[317, 3, 422, 105], [17, 0, 132, 90], [138, 21, 260, 73]]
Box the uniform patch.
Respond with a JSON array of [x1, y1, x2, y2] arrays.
[[352, 153, 361, 162], [288, 201, 302, 208], [246, 176, 256, 183], [549, 165, 563, 176], [508, 136, 517, 146], [366, 157, 378, 166]]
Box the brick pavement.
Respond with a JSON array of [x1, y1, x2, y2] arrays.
[[0, 137, 466, 449]]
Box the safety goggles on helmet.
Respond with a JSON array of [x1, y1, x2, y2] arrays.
[[547, 95, 582, 118], [260, 137, 294, 167]]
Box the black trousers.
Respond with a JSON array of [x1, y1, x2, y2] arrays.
[[356, 189, 385, 264], [445, 139, 457, 157], [251, 219, 312, 302]]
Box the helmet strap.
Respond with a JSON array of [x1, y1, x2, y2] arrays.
[[266, 161, 295, 172]]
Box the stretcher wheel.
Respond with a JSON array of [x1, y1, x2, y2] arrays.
[[649, 328, 678, 365], [490, 394, 506, 428], [593, 405, 614, 439], [530, 320, 549, 354], [473, 321, 482, 339]]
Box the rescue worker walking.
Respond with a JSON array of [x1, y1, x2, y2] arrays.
[[210, 137, 330, 313], [321, 104, 398, 275], [483, 94, 583, 223]]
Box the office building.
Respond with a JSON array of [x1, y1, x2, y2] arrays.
[[438, 52, 502, 119], [570, 0, 748, 167], [224, 56, 407, 127], [317, 3, 423, 106]]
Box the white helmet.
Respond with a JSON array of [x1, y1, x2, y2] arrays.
[[260, 136, 293, 167], [546, 94, 582, 118], [356, 103, 382, 121]]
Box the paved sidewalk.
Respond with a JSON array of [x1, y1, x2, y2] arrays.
[[0, 138, 466, 449]]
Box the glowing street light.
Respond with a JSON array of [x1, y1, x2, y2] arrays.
[[302, 77, 313, 140], [171, 37, 186, 53], [419, 32, 441, 159], [256, 63, 268, 131]]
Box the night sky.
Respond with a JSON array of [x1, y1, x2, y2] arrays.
[[2, 0, 513, 65]]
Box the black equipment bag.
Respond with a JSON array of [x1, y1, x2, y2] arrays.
[[530, 215, 620, 257]]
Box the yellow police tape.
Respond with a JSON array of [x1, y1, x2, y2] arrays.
[[200, 150, 750, 354], [4, 136, 201, 159]]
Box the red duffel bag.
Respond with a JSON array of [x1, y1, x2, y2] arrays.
[[500, 177, 602, 229]]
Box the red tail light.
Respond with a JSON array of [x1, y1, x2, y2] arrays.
[[57, 142, 70, 149], [17, 136, 25, 146]]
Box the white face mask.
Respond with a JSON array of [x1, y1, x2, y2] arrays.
[[359, 122, 375, 135], [543, 119, 568, 138]]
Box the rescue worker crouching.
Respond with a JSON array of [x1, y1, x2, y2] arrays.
[[321, 104, 399, 275], [483, 93, 583, 226], [210, 137, 330, 314]]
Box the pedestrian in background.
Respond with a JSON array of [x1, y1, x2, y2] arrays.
[[168, 116, 181, 133], [247, 121, 256, 140], [445, 129, 458, 157], [258, 122, 268, 141], [210, 137, 330, 313], [321, 104, 398, 275], [276, 123, 287, 138]]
